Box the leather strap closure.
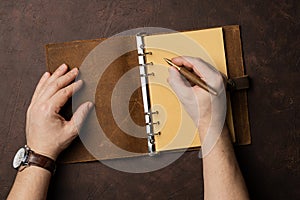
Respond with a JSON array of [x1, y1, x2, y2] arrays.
[[227, 75, 250, 91], [27, 150, 56, 174]]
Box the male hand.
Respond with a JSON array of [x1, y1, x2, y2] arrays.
[[26, 64, 93, 160], [167, 56, 227, 142]]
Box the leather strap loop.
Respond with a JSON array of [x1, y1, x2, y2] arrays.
[[227, 75, 250, 91]]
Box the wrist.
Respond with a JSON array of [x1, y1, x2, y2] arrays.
[[26, 143, 58, 161], [198, 123, 229, 143], [13, 145, 56, 175]]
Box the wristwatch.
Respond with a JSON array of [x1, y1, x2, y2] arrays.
[[13, 145, 56, 174]]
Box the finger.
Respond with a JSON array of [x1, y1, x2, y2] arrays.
[[45, 64, 69, 84], [68, 101, 94, 136], [50, 80, 83, 113], [31, 72, 50, 103], [172, 56, 195, 69], [172, 56, 216, 80], [175, 56, 226, 92], [39, 68, 79, 100]]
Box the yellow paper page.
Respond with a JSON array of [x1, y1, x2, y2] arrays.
[[144, 28, 235, 151]]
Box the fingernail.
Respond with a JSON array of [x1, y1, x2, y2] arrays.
[[43, 72, 50, 77], [87, 102, 94, 109], [59, 64, 67, 70], [71, 68, 78, 74], [79, 80, 84, 86], [75, 79, 83, 86]]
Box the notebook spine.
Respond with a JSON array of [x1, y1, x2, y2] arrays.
[[136, 33, 160, 156]]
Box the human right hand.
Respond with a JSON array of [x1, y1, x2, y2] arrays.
[[167, 56, 227, 143]]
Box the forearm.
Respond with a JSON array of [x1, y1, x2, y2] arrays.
[[202, 126, 249, 200], [7, 167, 51, 200]]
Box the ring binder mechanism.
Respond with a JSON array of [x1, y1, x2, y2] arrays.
[[136, 33, 160, 156]]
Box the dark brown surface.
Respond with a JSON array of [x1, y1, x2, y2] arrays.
[[0, 0, 299, 199]]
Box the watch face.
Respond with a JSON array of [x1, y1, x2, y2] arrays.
[[13, 148, 26, 169]]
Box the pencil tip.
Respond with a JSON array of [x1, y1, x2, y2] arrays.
[[163, 58, 172, 65]]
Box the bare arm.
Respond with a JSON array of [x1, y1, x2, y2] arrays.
[[8, 167, 51, 200], [202, 125, 249, 200], [168, 56, 249, 200], [8, 64, 93, 200]]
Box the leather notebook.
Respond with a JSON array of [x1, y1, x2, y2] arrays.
[[45, 25, 251, 163]]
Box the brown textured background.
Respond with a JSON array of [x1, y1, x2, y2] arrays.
[[0, 0, 299, 199]]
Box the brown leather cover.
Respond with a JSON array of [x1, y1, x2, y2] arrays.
[[46, 36, 149, 163], [45, 25, 251, 163], [223, 26, 251, 145], [27, 150, 56, 173]]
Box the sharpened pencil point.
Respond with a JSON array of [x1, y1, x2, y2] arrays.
[[163, 58, 181, 70]]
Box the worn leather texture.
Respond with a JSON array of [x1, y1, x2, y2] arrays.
[[227, 75, 250, 91], [2, 1, 299, 199], [27, 150, 56, 173], [46, 37, 148, 163], [45, 25, 251, 163], [223, 26, 251, 144]]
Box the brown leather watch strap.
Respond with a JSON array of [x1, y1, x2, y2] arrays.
[[27, 150, 56, 174]]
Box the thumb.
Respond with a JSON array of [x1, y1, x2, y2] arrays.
[[69, 101, 94, 135]]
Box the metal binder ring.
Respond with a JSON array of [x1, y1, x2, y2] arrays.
[[138, 52, 152, 56], [146, 121, 160, 126], [136, 32, 147, 37], [140, 72, 155, 77], [139, 44, 145, 49], [149, 138, 155, 144], [144, 111, 159, 115], [139, 62, 153, 67], [148, 132, 161, 136]]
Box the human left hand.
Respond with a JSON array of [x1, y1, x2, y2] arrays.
[[26, 64, 93, 160]]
